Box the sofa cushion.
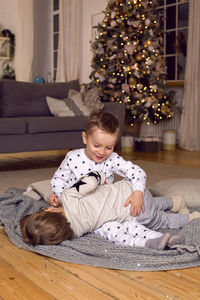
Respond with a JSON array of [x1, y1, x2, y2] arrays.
[[82, 87, 104, 113], [0, 118, 26, 135], [46, 93, 92, 117], [65, 89, 91, 116], [46, 90, 98, 117], [24, 116, 88, 134], [46, 96, 74, 117], [0, 79, 80, 117]]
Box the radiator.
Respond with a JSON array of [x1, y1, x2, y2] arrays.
[[139, 113, 181, 141]]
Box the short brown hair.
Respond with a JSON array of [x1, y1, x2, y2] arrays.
[[20, 210, 74, 246], [85, 112, 119, 135]]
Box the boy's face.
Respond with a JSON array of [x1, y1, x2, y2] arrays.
[[82, 127, 118, 163]]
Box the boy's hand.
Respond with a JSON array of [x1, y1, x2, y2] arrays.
[[49, 194, 60, 207], [124, 190, 144, 217], [45, 205, 63, 213]]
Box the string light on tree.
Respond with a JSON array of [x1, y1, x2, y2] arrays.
[[90, 0, 177, 124]]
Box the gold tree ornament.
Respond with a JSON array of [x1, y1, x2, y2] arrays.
[[136, 54, 142, 61], [128, 77, 137, 85]]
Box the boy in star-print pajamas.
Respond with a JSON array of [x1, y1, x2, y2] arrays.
[[50, 112, 147, 217], [49, 112, 190, 247]]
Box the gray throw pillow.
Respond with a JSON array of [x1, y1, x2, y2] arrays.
[[82, 87, 104, 113]]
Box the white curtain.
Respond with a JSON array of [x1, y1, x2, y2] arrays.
[[178, 0, 200, 151], [56, 0, 80, 82], [15, 0, 34, 82]]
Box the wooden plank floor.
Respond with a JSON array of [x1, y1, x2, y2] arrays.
[[0, 148, 200, 299]]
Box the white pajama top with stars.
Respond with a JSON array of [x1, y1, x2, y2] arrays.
[[51, 148, 146, 199]]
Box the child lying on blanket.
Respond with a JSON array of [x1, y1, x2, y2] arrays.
[[20, 208, 176, 250], [20, 172, 200, 249]]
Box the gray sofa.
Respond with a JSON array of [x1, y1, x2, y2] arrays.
[[0, 79, 125, 153]]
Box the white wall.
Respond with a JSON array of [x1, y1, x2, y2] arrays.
[[0, 0, 108, 83], [0, 0, 52, 81], [0, 0, 18, 34]]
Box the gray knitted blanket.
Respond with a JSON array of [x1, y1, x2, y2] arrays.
[[1, 187, 200, 271]]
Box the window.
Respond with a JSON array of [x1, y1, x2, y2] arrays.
[[53, 0, 59, 80], [157, 0, 189, 81]]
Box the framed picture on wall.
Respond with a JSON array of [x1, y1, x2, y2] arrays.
[[91, 12, 104, 42]]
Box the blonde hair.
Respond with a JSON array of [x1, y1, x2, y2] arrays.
[[85, 112, 120, 136]]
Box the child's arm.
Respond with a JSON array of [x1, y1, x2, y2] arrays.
[[110, 153, 146, 216], [51, 153, 72, 197], [45, 205, 63, 212], [124, 190, 144, 217], [111, 153, 146, 193]]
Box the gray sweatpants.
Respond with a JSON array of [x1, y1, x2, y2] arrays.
[[136, 189, 188, 230]]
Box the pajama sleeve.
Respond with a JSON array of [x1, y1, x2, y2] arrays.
[[111, 154, 147, 192], [50, 154, 72, 197]]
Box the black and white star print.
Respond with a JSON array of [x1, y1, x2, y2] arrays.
[[51, 148, 146, 198], [70, 179, 87, 192]]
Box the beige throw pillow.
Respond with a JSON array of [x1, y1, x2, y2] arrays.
[[46, 96, 74, 117], [149, 178, 200, 208], [23, 180, 52, 202]]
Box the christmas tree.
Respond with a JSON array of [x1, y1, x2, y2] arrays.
[[89, 0, 177, 125]]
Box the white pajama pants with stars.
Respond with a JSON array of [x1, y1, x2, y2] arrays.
[[94, 220, 163, 247]]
